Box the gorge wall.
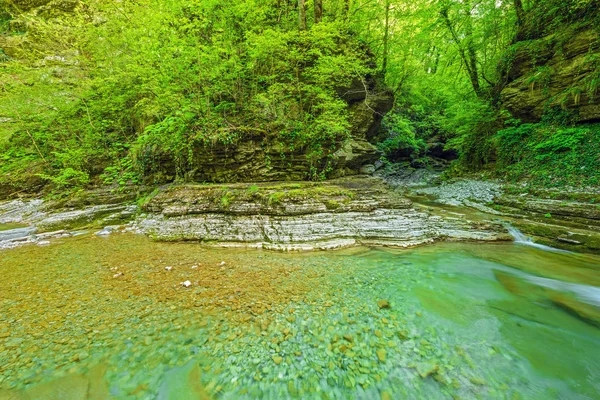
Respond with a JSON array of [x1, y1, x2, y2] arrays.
[[500, 15, 600, 122]]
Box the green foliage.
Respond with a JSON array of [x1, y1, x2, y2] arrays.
[[378, 113, 425, 161], [0, 1, 373, 191], [442, 100, 499, 170], [495, 123, 537, 167], [1, 0, 599, 195], [136, 188, 160, 207], [533, 127, 587, 154], [38, 167, 89, 190], [495, 122, 600, 187]]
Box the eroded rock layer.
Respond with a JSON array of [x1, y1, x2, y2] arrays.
[[135, 178, 508, 250]]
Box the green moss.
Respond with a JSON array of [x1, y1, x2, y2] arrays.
[[137, 188, 160, 207], [324, 200, 340, 210], [495, 123, 600, 188]]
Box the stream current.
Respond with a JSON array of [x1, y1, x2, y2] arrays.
[[0, 231, 599, 399]]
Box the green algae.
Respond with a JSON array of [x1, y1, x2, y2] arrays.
[[0, 223, 27, 231], [0, 236, 599, 399]]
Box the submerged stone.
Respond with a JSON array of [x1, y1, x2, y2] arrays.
[[416, 362, 439, 379], [377, 300, 391, 309]]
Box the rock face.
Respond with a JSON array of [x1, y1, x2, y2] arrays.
[[406, 177, 600, 255], [135, 177, 508, 250], [145, 82, 393, 184], [500, 27, 600, 123]]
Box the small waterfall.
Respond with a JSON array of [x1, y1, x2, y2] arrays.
[[506, 225, 530, 243], [506, 225, 571, 253]]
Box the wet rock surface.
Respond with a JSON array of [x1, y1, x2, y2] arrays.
[[0, 199, 137, 250], [414, 180, 503, 207], [405, 176, 600, 254], [134, 177, 508, 249]]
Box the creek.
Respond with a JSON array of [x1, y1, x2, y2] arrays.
[[0, 232, 599, 399]]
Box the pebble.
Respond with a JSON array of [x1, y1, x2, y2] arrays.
[[416, 362, 438, 378], [272, 355, 283, 365], [377, 300, 390, 309]]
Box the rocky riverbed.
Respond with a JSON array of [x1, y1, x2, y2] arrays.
[[1, 176, 600, 254], [408, 178, 600, 254], [1, 176, 600, 399], [132, 178, 508, 250], [0, 177, 512, 251], [1, 235, 599, 399]]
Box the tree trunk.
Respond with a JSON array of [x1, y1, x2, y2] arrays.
[[314, 0, 322, 24], [298, 0, 307, 30], [382, 0, 390, 75], [513, 0, 526, 40], [440, 4, 482, 97], [463, 0, 481, 95]]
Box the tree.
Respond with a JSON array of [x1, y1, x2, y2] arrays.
[[314, 0, 322, 24], [513, 0, 526, 40], [382, 0, 391, 75], [439, 1, 483, 97], [298, 0, 307, 30]]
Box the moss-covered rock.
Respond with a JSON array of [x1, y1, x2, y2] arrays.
[[500, 27, 600, 123]]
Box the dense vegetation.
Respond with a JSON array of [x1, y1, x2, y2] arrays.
[[0, 0, 599, 196]]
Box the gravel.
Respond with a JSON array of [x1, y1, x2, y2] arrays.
[[414, 180, 503, 207]]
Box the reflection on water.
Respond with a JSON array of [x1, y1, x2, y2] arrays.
[[0, 234, 599, 399]]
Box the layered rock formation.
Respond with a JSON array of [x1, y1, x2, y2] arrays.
[[150, 84, 393, 184], [407, 178, 600, 255], [500, 26, 600, 122], [134, 177, 508, 250], [494, 193, 600, 253]]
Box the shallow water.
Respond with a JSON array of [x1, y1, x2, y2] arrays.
[[0, 223, 27, 232], [0, 234, 599, 399]]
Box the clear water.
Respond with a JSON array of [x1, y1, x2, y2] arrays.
[[0, 233, 599, 399], [0, 223, 27, 232]]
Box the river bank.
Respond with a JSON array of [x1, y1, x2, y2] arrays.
[[2, 175, 600, 255], [1, 176, 510, 252]]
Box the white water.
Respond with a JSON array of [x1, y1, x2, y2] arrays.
[[525, 275, 600, 307], [504, 225, 600, 306], [506, 225, 572, 254]]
